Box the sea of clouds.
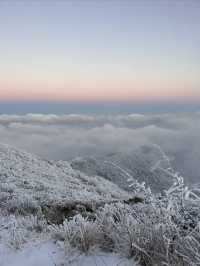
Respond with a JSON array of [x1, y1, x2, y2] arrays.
[[0, 112, 200, 184]]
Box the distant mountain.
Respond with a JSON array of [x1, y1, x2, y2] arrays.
[[71, 145, 174, 193]]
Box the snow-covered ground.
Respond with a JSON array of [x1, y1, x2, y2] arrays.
[[0, 143, 137, 266], [0, 242, 62, 266], [0, 241, 136, 266], [0, 143, 130, 216], [70, 145, 174, 193], [2, 142, 200, 265]]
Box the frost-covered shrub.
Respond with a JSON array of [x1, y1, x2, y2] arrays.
[[50, 214, 104, 253], [0, 183, 15, 193], [0, 214, 47, 250], [19, 215, 48, 233], [4, 196, 40, 215], [7, 227, 27, 250], [50, 146, 200, 265], [51, 200, 200, 265], [2, 143, 200, 265]]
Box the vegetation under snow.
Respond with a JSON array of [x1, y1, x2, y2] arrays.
[[1, 143, 200, 265]]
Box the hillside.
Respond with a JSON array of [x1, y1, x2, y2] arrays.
[[0, 143, 136, 265], [0, 143, 130, 222], [71, 145, 174, 193], [1, 143, 199, 266]]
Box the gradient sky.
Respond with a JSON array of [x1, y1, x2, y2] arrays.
[[0, 1, 200, 104]]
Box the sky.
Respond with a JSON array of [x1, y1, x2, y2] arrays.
[[0, 1, 200, 112]]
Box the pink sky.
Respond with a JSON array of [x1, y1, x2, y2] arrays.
[[0, 2, 199, 104]]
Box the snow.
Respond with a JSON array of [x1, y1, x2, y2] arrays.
[[0, 241, 136, 266], [69, 253, 137, 266], [1, 142, 200, 265], [0, 143, 130, 216], [71, 144, 174, 193], [0, 242, 63, 266], [0, 143, 136, 266]]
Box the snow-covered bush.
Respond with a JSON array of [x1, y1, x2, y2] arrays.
[[4, 196, 40, 215], [1, 143, 200, 265], [0, 214, 48, 250], [50, 199, 200, 265], [50, 214, 104, 253], [49, 146, 200, 265]]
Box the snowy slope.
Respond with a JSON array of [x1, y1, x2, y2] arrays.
[[1, 143, 195, 266], [71, 145, 174, 193], [0, 143, 130, 218], [0, 143, 136, 266]]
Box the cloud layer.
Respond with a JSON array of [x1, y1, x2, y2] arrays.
[[0, 112, 200, 184]]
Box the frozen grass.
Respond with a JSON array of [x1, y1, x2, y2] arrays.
[[50, 198, 200, 265], [50, 149, 200, 266], [1, 143, 200, 265], [0, 143, 130, 218]]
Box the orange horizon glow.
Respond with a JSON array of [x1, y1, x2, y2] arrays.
[[1, 85, 200, 103], [1, 63, 199, 104], [0, 68, 199, 103]]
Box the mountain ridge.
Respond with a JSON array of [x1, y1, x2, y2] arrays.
[[0, 143, 130, 220]]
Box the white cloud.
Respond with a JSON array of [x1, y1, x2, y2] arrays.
[[0, 112, 200, 183], [0, 114, 95, 125]]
